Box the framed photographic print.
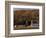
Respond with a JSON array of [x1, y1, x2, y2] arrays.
[[5, 1, 45, 37]]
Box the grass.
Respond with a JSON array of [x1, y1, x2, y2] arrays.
[[14, 25, 32, 30]]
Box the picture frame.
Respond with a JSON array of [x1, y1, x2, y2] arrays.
[[5, 1, 45, 37]]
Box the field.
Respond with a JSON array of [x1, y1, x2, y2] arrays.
[[14, 25, 32, 30]]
